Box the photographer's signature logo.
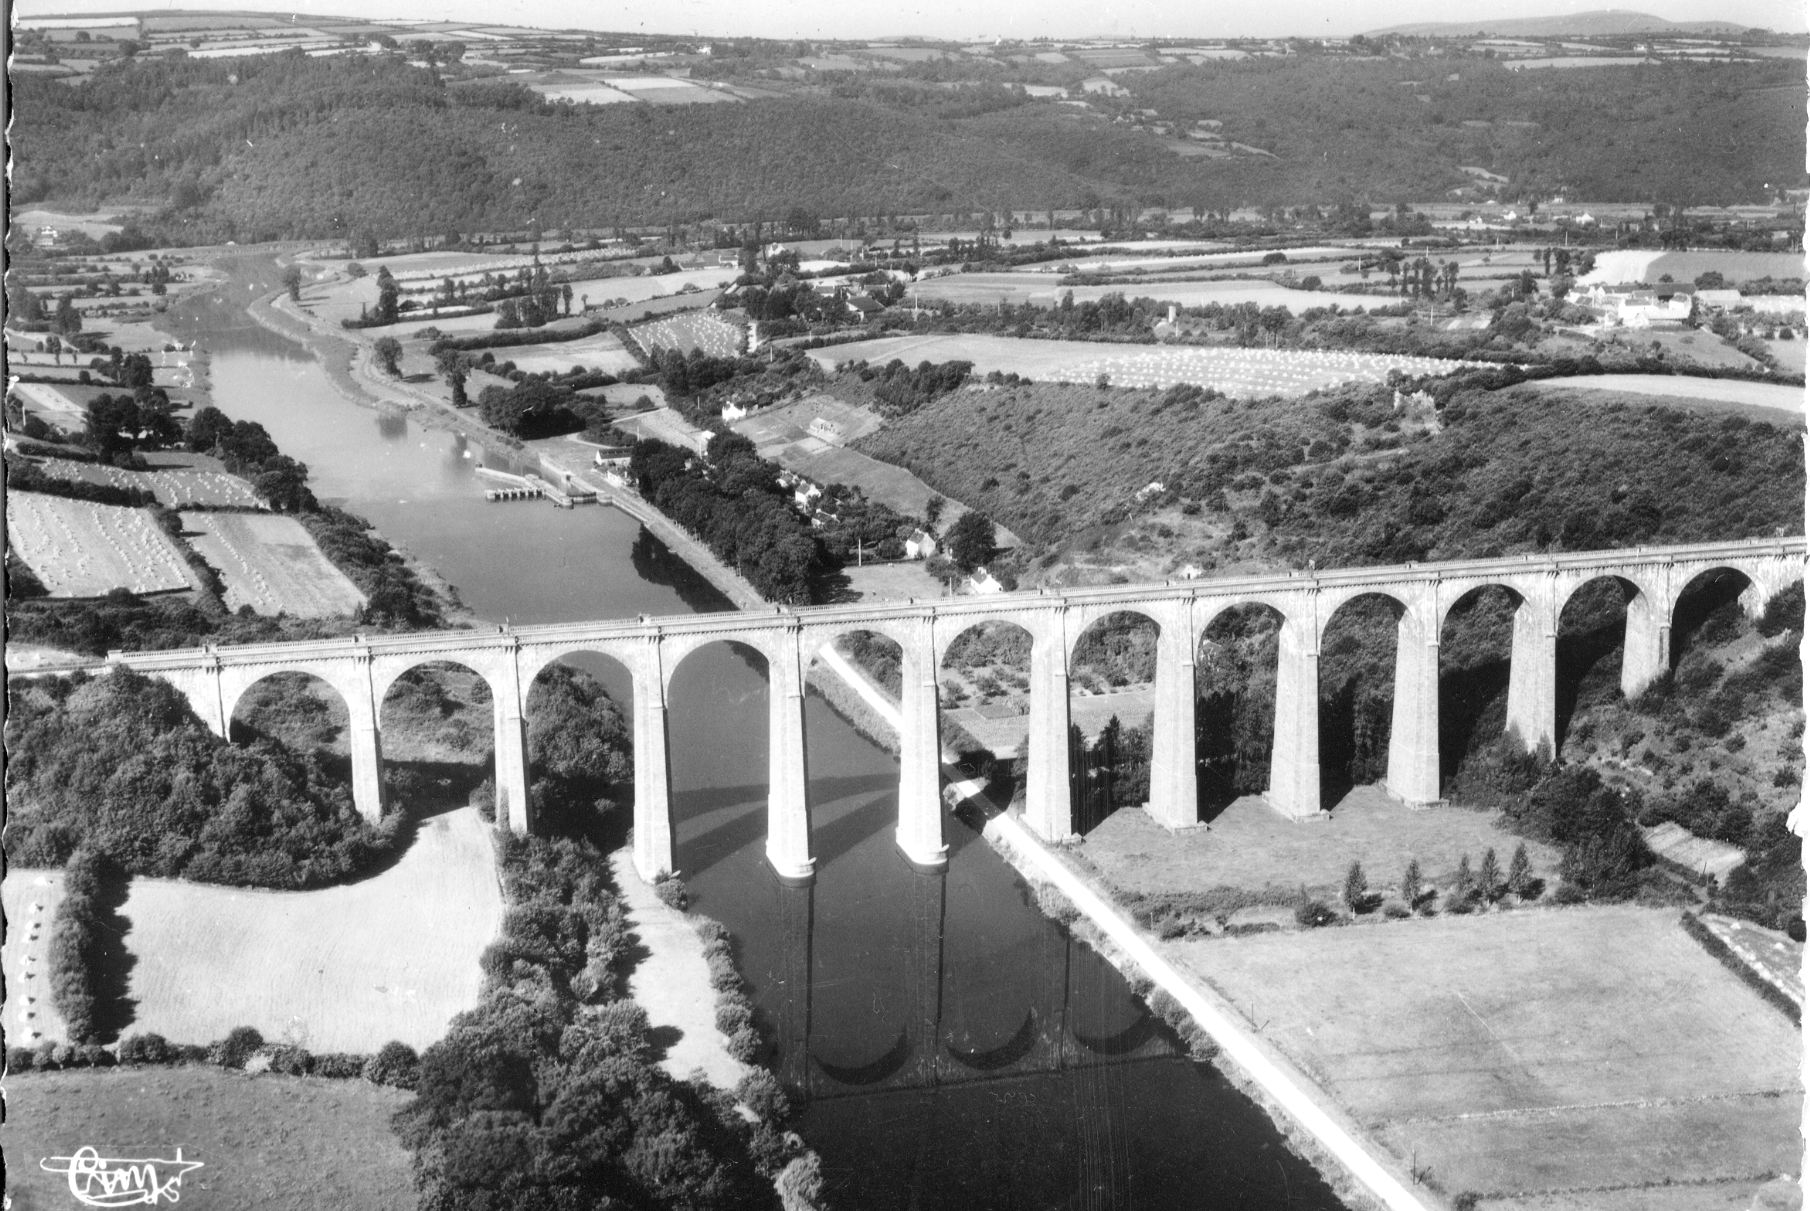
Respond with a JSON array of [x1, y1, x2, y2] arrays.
[[39, 1146, 204, 1207]]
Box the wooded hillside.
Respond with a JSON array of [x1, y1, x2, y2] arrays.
[[9, 52, 1803, 239]]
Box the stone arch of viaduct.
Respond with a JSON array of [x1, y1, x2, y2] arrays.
[[111, 539, 1803, 886]]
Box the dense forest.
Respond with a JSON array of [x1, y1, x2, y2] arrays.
[[9, 52, 1803, 239], [5, 669, 397, 887]]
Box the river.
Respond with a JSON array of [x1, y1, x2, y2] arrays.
[[182, 263, 1343, 1210]]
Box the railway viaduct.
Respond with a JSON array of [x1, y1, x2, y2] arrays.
[[105, 537, 1803, 885]]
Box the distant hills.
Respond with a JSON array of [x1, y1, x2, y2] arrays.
[[1368, 10, 1763, 37]]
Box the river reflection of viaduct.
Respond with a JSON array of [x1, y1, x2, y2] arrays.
[[766, 869, 1174, 1100], [114, 538, 1802, 884]]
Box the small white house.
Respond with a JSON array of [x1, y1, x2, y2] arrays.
[[905, 529, 937, 559], [966, 567, 1004, 595]]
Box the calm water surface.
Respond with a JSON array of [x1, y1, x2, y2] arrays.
[[196, 277, 1343, 1210]]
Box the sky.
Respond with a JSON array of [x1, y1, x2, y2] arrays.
[[11, 0, 1805, 39]]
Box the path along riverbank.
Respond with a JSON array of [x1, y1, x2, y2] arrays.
[[812, 650, 1432, 1211]]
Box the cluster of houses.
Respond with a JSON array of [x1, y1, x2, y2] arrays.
[[1572, 284, 1694, 329], [1570, 284, 1805, 333]]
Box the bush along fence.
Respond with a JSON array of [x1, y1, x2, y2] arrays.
[[1677, 910, 1802, 1024], [6, 1022, 422, 1090], [45, 849, 130, 1046]]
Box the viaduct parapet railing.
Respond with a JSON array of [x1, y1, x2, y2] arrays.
[[97, 538, 1804, 885]]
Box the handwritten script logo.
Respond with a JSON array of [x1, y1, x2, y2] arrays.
[[40, 1146, 204, 1207]]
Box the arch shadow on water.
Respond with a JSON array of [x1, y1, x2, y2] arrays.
[[677, 773, 900, 877]]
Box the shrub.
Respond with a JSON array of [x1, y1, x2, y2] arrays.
[[209, 1026, 264, 1068], [1341, 861, 1367, 914], [735, 1068, 791, 1122], [1035, 881, 1081, 925], [77, 1044, 115, 1068], [363, 1040, 420, 1088], [265, 1044, 314, 1076], [1400, 858, 1423, 906], [118, 1032, 175, 1065], [8, 1046, 37, 1072], [715, 999, 756, 1037], [314, 1052, 369, 1079], [1294, 885, 1337, 928], [726, 1024, 763, 1062], [1382, 902, 1411, 920], [777, 1153, 830, 1211], [653, 875, 689, 911], [1551, 883, 1588, 906]]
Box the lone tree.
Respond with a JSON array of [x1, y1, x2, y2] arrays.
[[1342, 861, 1367, 914], [1478, 848, 1502, 902], [282, 264, 303, 302], [944, 511, 996, 574], [373, 337, 403, 377], [436, 349, 472, 407], [1452, 854, 1475, 904], [1400, 858, 1422, 908], [1506, 843, 1533, 898]]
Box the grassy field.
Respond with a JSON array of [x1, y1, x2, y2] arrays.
[[180, 512, 368, 617], [1, 1067, 415, 1211], [812, 333, 1479, 396], [497, 330, 641, 375], [1, 870, 70, 1049], [40, 453, 268, 509], [1168, 906, 1801, 1207], [1078, 785, 1564, 901], [912, 272, 1390, 312], [1581, 249, 1804, 288], [116, 806, 501, 1052], [1528, 374, 1802, 415], [8, 494, 203, 597], [629, 310, 744, 358]]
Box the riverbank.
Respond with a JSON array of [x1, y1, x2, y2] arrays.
[[608, 849, 751, 1090]]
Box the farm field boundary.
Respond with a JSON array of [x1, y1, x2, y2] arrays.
[[113, 806, 502, 1053], [180, 512, 368, 617], [8, 494, 204, 597], [810, 333, 1482, 397]]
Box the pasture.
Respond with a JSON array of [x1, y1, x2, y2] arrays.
[[39, 454, 268, 510], [1528, 374, 1803, 416], [1, 870, 70, 1048], [180, 513, 368, 618], [811, 333, 1481, 397], [629, 310, 745, 358], [911, 272, 1385, 312], [118, 806, 501, 1052], [7, 495, 203, 597], [1, 1067, 415, 1211], [1169, 906, 1801, 1208], [1580, 248, 1803, 287], [497, 331, 642, 376], [1080, 785, 1563, 900]]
